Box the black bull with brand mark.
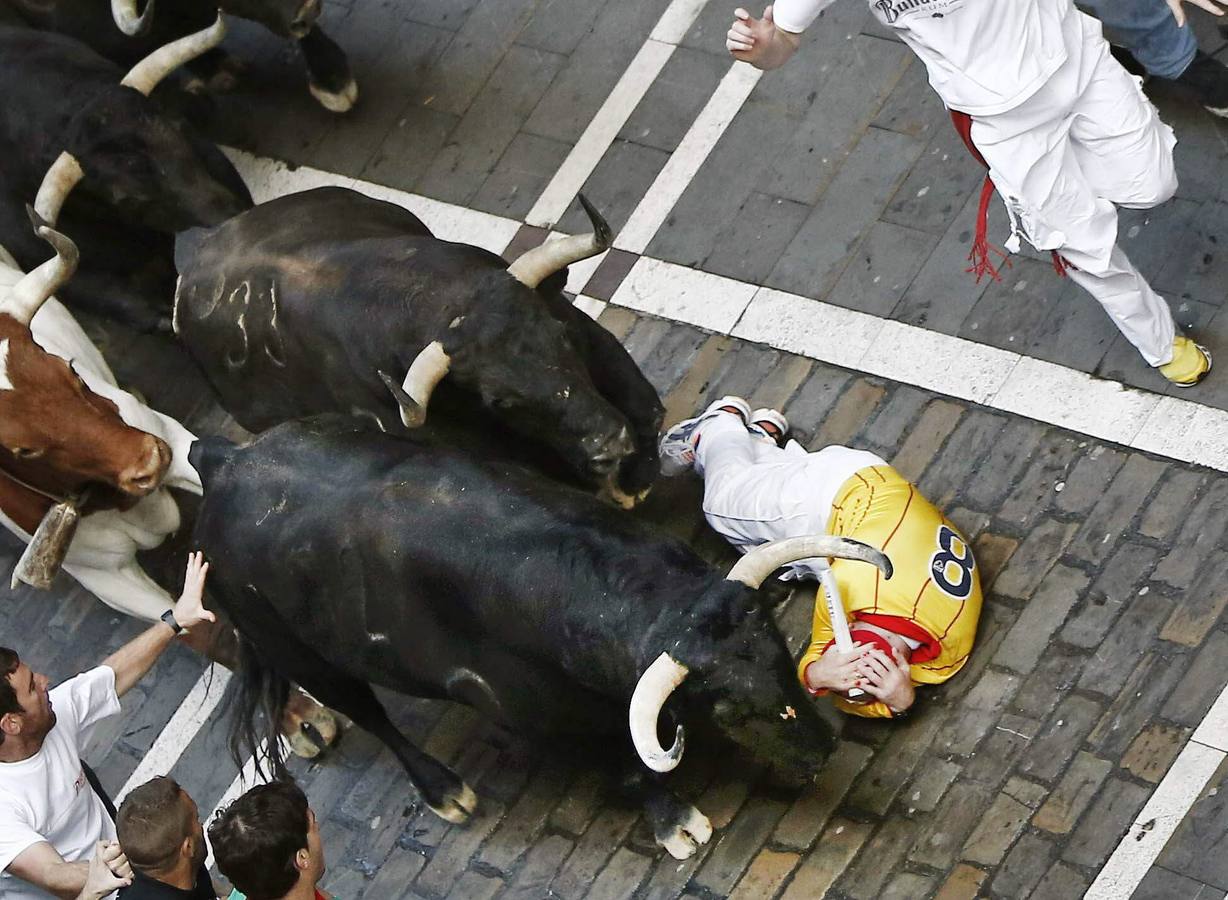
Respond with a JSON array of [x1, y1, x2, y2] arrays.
[[189, 417, 893, 858], [173, 186, 664, 505]]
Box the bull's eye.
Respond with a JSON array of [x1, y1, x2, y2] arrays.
[[11, 447, 43, 460]]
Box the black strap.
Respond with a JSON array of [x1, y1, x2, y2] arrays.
[[81, 759, 118, 822]]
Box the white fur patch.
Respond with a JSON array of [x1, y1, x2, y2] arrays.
[[0, 339, 12, 391]]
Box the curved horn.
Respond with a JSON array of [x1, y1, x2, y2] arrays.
[[121, 14, 226, 96], [628, 653, 689, 773], [377, 340, 451, 428], [727, 535, 894, 589], [506, 194, 612, 289], [33, 152, 85, 228], [3, 213, 80, 325], [111, 0, 154, 36]]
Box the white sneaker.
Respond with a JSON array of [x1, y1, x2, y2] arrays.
[[659, 396, 751, 476], [748, 408, 789, 447]]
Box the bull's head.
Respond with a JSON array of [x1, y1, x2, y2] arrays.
[[629, 536, 893, 785], [67, 18, 250, 232], [113, 0, 322, 39], [381, 198, 649, 504], [0, 221, 171, 514]]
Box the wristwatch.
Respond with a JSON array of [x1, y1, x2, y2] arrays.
[[160, 609, 184, 635]]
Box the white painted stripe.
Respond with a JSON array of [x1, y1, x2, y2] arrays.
[[116, 664, 231, 805], [1086, 740, 1224, 900], [1193, 678, 1228, 752], [221, 148, 1228, 476], [615, 61, 762, 254], [525, 0, 710, 228]]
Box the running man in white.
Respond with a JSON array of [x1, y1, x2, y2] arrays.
[[727, 0, 1212, 386]]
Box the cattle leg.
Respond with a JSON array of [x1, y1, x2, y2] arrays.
[[183, 620, 338, 760], [280, 668, 477, 824], [622, 770, 713, 861], [298, 27, 358, 113]]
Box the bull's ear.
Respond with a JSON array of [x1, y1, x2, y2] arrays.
[[537, 267, 569, 297]]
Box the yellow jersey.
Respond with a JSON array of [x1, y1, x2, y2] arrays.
[[797, 465, 983, 718]]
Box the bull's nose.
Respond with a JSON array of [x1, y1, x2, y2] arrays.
[[585, 425, 636, 474], [118, 436, 171, 496]]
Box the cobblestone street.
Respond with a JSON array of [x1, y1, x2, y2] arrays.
[[8, 0, 1228, 897]]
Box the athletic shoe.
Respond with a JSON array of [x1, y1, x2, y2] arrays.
[[659, 396, 751, 476], [748, 408, 789, 447], [1174, 51, 1228, 118], [1160, 336, 1212, 387]]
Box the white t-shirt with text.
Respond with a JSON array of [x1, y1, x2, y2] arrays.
[[0, 666, 121, 900]]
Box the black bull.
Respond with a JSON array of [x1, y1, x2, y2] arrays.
[[173, 186, 664, 503], [0, 25, 252, 329], [188, 419, 882, 850]]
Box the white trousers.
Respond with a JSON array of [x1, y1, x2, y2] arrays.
[[970, 11, 1179, 367], [694, 414, 885, 580]]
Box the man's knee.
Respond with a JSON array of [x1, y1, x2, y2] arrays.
[[1118, 161, 1177, 209]]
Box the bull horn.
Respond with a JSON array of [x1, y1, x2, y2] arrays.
[[111, 0, 154, 36], [121, 14, 226, 96], [33, 152, 85, 228], [506, 194, 612, 289], [3, 212, 80, 325], [377, 341, 450, 428], [726, 535, 894, 590], [10, 499, 81, 591], [628, 652, 689, 773]]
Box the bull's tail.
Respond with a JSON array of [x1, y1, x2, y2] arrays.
[[225, 634, 292, 782]]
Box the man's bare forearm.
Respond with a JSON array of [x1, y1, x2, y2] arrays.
[[102, 618, 176, 697]]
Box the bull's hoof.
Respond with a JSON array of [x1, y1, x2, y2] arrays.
[[283, 703, 339, 759], [657, 805, 712, 860], [427, 781, 478, 824], [309, 77, 358, 113]]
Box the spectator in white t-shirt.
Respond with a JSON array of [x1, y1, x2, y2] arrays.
[[0, 553, 214, 900]]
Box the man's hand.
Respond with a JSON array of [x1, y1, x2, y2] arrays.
[[76, 842, 131, 900], [804, 643, 869, 693], [1168, 0, 1225, 27], [856, 647, 915, 714], [726, 6, 800, 70], [172, 551, 215, 632]]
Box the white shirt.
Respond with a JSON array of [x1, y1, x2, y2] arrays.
[[0, 666, 121, 900], [772, 0, 1083, 116]]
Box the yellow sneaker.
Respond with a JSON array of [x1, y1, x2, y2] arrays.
[[1159, 336, 1212, 387]]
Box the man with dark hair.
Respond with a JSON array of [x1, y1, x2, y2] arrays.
[[208, 781, 330, 900], [114, 778, 213, 899], [0, 553, 214, 900]]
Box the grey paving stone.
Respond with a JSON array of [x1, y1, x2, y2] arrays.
[[557, 138, 671, 235], [783, 364, 854, 441], [909, 780, 995, 870], [903, 758, 962, 815], [1133, 867, 1228, 900], [620, 48, 729, 154], [768, 127, 926, 300], [964, 418, 1047, 512], [1016, 694, 1103, 784], [857, 385, 928, 455], [1168, 629, 1228, 727], [870, 58, 943, 140], [1067, 455, 1167, 566], [404, 0, 481, 30], [917, 408, 1005, 510], [701, 192, 813, 286], [1054, 446, 1126, 515], [1029, 861, 1089, 900], [549, 807, 638, 898], [961, 790, 1032, 866], [1155, 200, 1228, 308], [1062, 542, 1164, 651], [1138, 468, 1207, 542], [959, 257, 1070, 356], [647, 97, 792, 267], [829, 221, 939, 319], [1161, 549, 1228, 646], [938, 669, 1021, 757], [1025, 276, 1119, 373], [846, 708, 950, 816], [1062, 776, 1151, 869], [882, 123, 988, 237], [880, 871, 936, 900], [837, 817, 923, 900], [515, 0, 602, 55], [501, 833, 574, 900], [415, 43, 567, 206], [470, 132, 572, 221], [693, 797, 788, 896], [959, 714, 1039, 788], [773, 742, 874, 850], [996, 434, 1083, 530], [993, 565, 1090, 675], [1087, 651, 1190, 759], [1156, 755, 1228, 891], [1154, 477, 1228, 589], [524, 0, 672, 144], [587, 847, 652, 900], [1032, 750, 1113, 835], [993, 518, 1079, 602], [363, 106, 460, 192], [992, 832, 1057, 900]]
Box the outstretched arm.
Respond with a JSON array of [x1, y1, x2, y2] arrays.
[[103, 552, 214, 697], [726, 6, 800, 70]]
